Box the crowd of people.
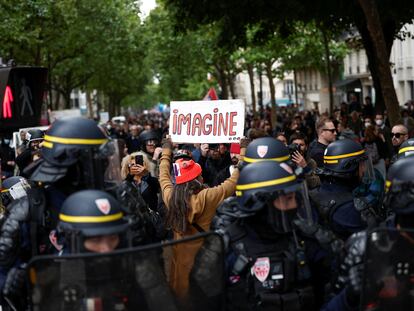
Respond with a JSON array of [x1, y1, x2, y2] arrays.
[[0, 95, 414, 310]]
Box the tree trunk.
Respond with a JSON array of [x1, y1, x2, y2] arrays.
[[86, 90, 94, 119], [294, 69, 299, 106], [214, 63, 229, 99], [356, 17, 396, 115], [321, 29, 334, 114], [258, 66, 263, 113], [247, 63, 257, 113], [63, 90, 71, 110], [47, 52, 53, 110], [54, 90, 60, 110], [227, 72, 236, 99], [265, 60, 277, 125], [357, 0, 400, 126]]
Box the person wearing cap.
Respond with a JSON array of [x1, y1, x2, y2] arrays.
[[159, 137, 246, 299]]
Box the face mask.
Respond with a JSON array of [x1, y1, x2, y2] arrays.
[[3, 139, 10, 144], [365, 122, 371, 128], [375, 119, 383, 126]]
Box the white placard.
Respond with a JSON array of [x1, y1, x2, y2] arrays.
[[169, 100, 245, 143]]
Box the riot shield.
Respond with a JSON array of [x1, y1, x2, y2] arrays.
[[361, 227, 414, 311], [27, 232, 225, 311]]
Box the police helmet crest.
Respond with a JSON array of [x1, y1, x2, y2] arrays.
[[244, 137, 290, 164]]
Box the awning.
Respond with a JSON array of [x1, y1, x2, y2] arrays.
[[334, 78, 360, 88]]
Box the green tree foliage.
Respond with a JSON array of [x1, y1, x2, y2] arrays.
[[164, 0, 414, 125], [141, 6, 213, 104], [0, 0, 148, 114]]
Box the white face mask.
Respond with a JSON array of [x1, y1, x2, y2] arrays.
[[365, 122, 371, 128], [375, 119, 383, 126]]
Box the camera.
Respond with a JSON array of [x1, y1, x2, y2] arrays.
[[287, 143, 301, 156]]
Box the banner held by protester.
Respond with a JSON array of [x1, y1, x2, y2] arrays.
[[169, 99, 245, 143]]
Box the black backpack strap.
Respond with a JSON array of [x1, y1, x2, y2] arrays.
[[28, 186, 46, 256]]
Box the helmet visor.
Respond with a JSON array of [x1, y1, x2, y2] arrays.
[[269, 181, 315, 233], [100, 140, 122, 189], [359, 154, 375, 184], [79, 140, 122, 190]]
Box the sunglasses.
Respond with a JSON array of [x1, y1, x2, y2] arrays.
[[323, 128, 337, 133], [392, 132, 407, 138]]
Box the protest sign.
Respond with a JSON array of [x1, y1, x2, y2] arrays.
[[169, 100, 245, 143]]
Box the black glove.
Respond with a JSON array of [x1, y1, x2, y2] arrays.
[[293, 218, 344, 254], [0, 218, 21, 267], [345, 263, 363, 307], [3, 263, 27, 300]]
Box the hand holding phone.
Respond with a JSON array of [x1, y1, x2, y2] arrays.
[[135, 155, 144, 166]]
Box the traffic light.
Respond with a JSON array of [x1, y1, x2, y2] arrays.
[[0, 66, 48, 131]]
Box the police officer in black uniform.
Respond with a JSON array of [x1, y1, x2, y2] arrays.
[[15, 128, 44, 174], [322, 155, 414, 311], [213, 160, 330, 311], [310, 139, 384, 241], [0, 117, 128, 309], [0, 176, 31, 310], [23, 189, 178, 311]]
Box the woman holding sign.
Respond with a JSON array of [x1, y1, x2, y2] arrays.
[[159, 136, 246, 301]]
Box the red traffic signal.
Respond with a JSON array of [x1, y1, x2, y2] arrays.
[[0, 66, 48, 131]]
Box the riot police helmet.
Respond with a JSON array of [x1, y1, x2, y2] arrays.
[[323, 139, 368, 177], [26, 129, 44, 142], [0, 176, 30, 207], [25, 129, 44, 151], [244, 137, 290, 164], [384, 156, 414, 218], [397, 138, 414, 159], [236, 161, 313, 233], [139, 130, 160, 152], [58, 190, 129, 252], [29, 117, 122, 189]]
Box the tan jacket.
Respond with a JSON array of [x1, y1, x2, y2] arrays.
[[159, 147, 239, 298]]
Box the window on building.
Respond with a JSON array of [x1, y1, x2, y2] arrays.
[[349, 67, 352, 74], [357, 66, 360, 74]]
